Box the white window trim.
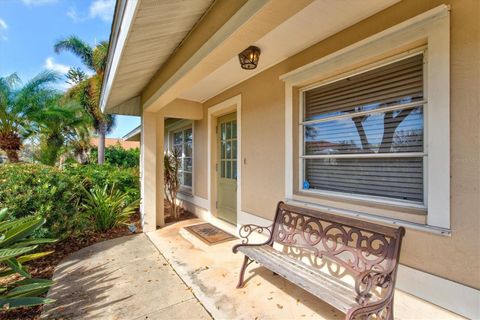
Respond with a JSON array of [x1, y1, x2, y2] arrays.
[[282, 5, 450, 231], [167, 120, 194, 194]]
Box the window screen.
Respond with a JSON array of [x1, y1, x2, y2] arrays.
[[301, 53, 426, 204]]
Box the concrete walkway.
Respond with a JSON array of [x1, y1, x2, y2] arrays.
[[41, 234, 211, 320]]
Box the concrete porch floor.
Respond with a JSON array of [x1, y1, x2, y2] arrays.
[[147, 218, 464, 320]]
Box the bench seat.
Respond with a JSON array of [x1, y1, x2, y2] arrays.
[[238, 245, 375, 312], [232, 202, 405, 320]]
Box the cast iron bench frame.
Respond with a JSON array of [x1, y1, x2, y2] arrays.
[[232, 201, 405, 320]]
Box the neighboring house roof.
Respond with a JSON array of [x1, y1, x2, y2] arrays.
[[122, 125, 141, 142], [90, 137, 139, 150]]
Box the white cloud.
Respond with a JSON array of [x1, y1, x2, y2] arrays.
[[21, 0, 57, 6], [44, 57, 70, 74], [67, 8, 83, 23], [0, 19, 7, 30], [89, 0, 115, 22], [0, 18, 7, 41]]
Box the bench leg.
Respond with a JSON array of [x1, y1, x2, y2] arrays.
[[236, 255, 251, 288], [346, 298, 394, 320]]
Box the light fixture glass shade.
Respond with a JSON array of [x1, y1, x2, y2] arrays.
[[238, 46, 261, 70]]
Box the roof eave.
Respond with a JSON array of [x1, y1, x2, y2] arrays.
[[100, 0, 138, 113]]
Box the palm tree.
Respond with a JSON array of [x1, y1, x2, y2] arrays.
[[31, 97, 91, 165], [0, 71, 58, 162], [54, 36, 115, 164]]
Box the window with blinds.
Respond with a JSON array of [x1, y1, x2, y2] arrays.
[[301, 53, 426, 205], [172, 127, 193, 189]]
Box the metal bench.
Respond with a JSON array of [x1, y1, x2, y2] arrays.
[[232, 201, 405, 320]]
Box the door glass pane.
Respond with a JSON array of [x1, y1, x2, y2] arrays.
[[226, 141, 231, 159], [232, 121, 237, 138], [232, 140, 237, 159], [232, 160, 237, 179], [221, 141, 225, 159], [221, 160, 225, 178], [226, 160, 231, 179], [226, 122, 232, 139]]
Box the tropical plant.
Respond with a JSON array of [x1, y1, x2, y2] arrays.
[[32, 98, 91, 166], [90, 144, 140, 168], [0, 209, 57, 310], [0, 72, 59, 162], [81, 184, 139, 232], [68, 125, 92, 164], [65, 67, 87, 86], [164, 148, 181, 219], [0, 164, 83, 238], [54, 36, 115, 164], [64, 163, 140, 204], [0, 163, 140, 237]]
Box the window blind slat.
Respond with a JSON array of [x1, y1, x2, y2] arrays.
[[305, 54, 424, 120], [305, 61, 422, 101], [305, 158, 424, 202]]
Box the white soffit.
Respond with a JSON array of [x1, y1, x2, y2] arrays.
[[180, 0, 399, 102], [106, 0, 213, 110]]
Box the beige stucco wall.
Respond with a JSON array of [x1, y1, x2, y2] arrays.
[[189, 0, 480, 289]]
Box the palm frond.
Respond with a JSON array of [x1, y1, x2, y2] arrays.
[[54, 36, 94, 70]]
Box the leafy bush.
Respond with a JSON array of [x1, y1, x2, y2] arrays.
[[0, 209, 57, 310], [81, 185, 139, 232], [0, 163, 140, 237], [0, 164, 82, 237], [64, 163, 140, 204], [90, 145, 140, 168]]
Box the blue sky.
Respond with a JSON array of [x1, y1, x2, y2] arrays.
[[0, 0, 140, 138]]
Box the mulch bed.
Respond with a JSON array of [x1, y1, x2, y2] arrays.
[[164, 202, 196, 224], [0, 213, 143, 320]]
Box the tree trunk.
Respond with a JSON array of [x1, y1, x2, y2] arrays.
[[352, 115, 371, 152], [98, 123, 106, 165], [379, 108, 414, 152], [6, 149, 19, 163]]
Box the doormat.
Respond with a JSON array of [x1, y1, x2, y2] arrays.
[[185, 223, 236, 245]]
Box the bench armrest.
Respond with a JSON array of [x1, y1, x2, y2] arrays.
[[354, 269, 394, 305], [232, 224, 273, 253]]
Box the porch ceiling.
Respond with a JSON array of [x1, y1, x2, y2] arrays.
[[101, 0, 213, 114], [179, 0, 400, 102]]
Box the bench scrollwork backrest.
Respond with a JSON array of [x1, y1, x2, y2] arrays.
[[271, 202, 405, 280]]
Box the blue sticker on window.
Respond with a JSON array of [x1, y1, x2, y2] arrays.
[[303, 180, 310, 189]]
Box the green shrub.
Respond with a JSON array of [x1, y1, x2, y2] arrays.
[[64, 163, 140, 204], [90, 145, 140, 168], [0, 164, 82, 237], [81, 185, 139, 232], [0, 163, 140, 238], [0, 208, 57, 310]]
